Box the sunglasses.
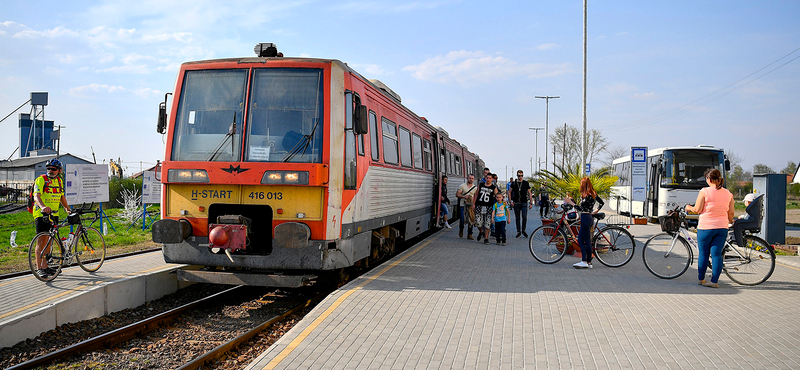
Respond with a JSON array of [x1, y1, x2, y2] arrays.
[[517, 175, 524, 177], [46, 167, 59, 171]]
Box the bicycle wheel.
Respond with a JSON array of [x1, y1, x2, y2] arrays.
[[75, 227, 106, 272], [592, 226, 636, 267], [642, 232, 691, 279], [28, 232, 64, 282], [722, 235, 775, 286], [529, 225, 568, 264]]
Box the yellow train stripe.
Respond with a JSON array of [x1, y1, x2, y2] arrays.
[[261, 229, 447, 370]]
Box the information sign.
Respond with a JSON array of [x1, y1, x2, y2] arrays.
[[65, 164, 110, 204], [630, 147, 647, 203], [141, 170, 162, 204]]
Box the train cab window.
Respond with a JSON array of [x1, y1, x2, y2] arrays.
[[245, 68, 324, 163], [172, 69, 248, 161], [399, 126, 412, 167], [423, 139, 432, 171], [369, 111, 379, 161], [412, 134, 423, 169], [381, 117, 399, 165]]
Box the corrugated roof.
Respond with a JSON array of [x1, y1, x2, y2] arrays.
[[0, 154, 92, 169]]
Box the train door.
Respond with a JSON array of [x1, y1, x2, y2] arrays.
[[342, 91, 359, 237], [431, 132, 444, 226]]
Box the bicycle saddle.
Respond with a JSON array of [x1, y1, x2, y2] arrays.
[[592, 212, 606, 220]]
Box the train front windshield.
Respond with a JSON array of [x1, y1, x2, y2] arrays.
[[171, 68, 324, 163], [660, 149, 724, 189]]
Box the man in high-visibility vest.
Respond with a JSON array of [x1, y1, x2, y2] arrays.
[[32, 158, 70, 278]]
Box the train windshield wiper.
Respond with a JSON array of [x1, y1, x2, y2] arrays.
[[282, 117, 320, 162], [207, 113, 237, 161]]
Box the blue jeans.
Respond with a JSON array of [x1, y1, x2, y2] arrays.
[[513, 202, 528, 234], [440, 202, 449, 222], [697, 228, 727, 283], [495, 221, 506, 242], [578, 213, 593, 263], [459, 205, 473, 236]]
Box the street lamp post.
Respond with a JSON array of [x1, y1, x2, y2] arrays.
[[535, 96, 559, 172], [528, 127, 544, 173]]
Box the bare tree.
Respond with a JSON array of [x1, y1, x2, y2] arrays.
[[725, 150, 744, 169], [753, 163, 774, 175], [602, 145, 628, 168], [585, 129, 610, 166]]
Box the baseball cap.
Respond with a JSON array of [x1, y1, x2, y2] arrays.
[[743, 193, 756, 202]]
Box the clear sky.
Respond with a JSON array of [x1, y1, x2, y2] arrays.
[[1, 1, 798, 178]]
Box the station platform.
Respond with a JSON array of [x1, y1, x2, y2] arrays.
[[0, 250, 185, 348], [246, 219, 800, 370]]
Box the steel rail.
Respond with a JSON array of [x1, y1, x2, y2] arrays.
[[177, 288, 333, 370], [6, 285, 243, 370]]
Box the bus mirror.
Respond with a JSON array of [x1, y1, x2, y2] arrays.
[[157, 102, 167, 134], [724, 159, 730, 171], [354, 105, 368, 135]]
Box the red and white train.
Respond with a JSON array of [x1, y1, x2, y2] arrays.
[[152, 43, 484, 286]]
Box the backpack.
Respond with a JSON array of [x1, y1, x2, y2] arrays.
[[27, 174, 55, 213]]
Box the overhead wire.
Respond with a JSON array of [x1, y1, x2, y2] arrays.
[[597, 47, 800, 133]]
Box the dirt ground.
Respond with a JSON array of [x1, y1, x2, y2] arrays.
[[786, 209, 800, 225]]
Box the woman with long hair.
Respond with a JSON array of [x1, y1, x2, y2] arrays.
[[686, 168, 734, 288], [572, 177, 604, 269]]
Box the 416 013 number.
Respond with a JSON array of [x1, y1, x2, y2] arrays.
[[248, 191, 283, 200]]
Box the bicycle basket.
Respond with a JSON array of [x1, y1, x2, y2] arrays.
[[659, 212, 680, 233], [67, 212, 81, 225]]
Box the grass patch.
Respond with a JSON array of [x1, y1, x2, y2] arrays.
[[0, 205, 161, 274]]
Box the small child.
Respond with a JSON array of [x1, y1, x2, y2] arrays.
[[492, 193, 510, 245]]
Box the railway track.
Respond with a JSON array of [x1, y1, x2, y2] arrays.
[[4, 284, 330, 370]]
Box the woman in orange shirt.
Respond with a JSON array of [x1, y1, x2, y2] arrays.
[[685, 169, 734, 288]]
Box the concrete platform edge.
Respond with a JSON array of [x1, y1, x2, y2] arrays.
[[0, 266, 186, 348]]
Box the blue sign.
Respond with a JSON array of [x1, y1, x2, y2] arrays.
[[585, 163, 591, 174]]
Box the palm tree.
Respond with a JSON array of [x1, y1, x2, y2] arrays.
[[531, 164, 617, 201]]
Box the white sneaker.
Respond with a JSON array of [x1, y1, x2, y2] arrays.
[[445, 222, 452, 229], [573, 261, 589, 269]]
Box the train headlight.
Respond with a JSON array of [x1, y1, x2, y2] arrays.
[[168, 169, 209, 183], [261, 171, 309, 185]]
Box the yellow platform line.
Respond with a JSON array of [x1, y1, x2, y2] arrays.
[[0, 260, 177, 321], [261, 230, 446, 370]]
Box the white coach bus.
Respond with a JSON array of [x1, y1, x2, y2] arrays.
[[610, 146, 730, 220]]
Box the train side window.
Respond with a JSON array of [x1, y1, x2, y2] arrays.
[[381, 117, 399, 165], [369, 111, 379, 161], [423, 139, 432, 171], [398, 126, 412, 167], [412, 133, 423, 169], [455, 155, 461, 176]]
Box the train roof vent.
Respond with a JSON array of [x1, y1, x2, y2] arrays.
[[435, 126, 450, 138], [369, 79, 401, 103], [696, 144, 715, 148]]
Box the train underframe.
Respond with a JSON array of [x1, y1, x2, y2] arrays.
[[155, 204, 431, 287]]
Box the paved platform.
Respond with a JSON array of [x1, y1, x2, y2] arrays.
[[0, 251, 186, 348], [247, 218, 800, 370]]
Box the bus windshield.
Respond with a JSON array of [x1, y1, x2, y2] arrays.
[[245, 68, 324, 163], [661, 149, 724, 189], [171, 69, 248, 162]]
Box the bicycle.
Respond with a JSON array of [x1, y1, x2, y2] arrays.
[[28, 203, 107, 282], [641, 206, 775, 285], [528, 203, 636, 267]]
